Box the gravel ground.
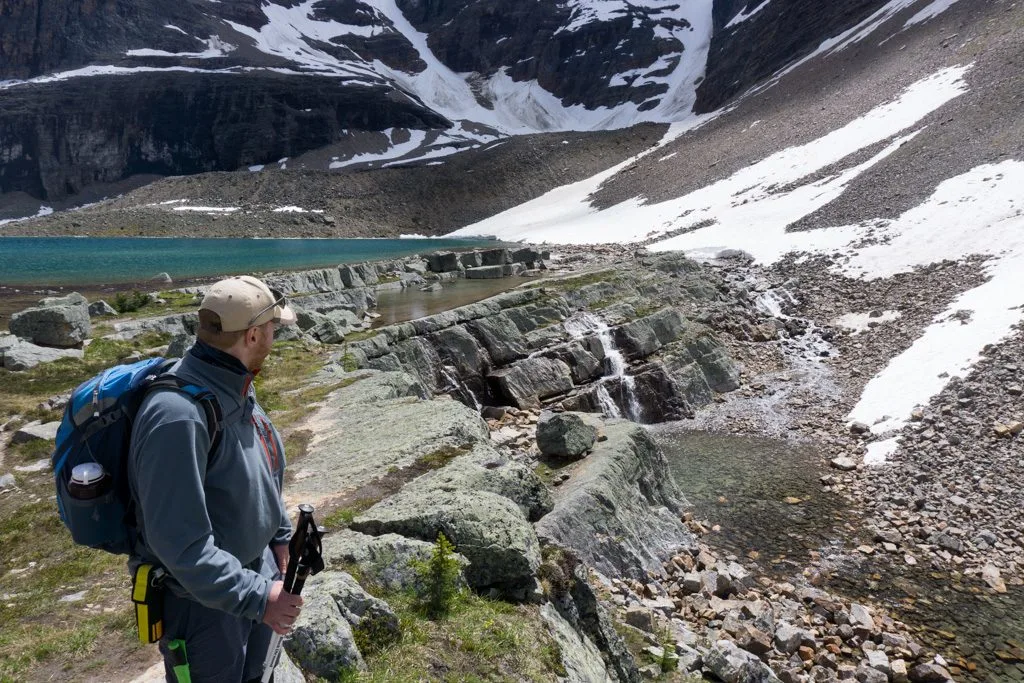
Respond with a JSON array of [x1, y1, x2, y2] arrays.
[[3, 126, 665, 238]]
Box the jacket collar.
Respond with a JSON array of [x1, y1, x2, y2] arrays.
[[178, 340, 255, 417]]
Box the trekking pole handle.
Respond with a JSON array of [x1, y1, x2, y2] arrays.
[[261, 504, 325, 683]]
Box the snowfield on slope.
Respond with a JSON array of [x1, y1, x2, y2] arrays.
[[450, 62, 1024, 466]]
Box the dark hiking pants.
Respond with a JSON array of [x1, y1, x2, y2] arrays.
[[158, 548, 279, 683]]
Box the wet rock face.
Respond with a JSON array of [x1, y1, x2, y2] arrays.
[[0, 73, 449, 200], [350, 254, 748, 421], [695, 0, 891, 112]]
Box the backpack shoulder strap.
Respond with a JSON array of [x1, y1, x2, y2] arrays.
[[143, 376, 223, 458]]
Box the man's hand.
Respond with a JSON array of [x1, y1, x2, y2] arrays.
[[263, 581, 303, 636], [272, 543, 288, 577]]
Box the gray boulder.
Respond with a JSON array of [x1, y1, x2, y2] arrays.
[[11, 421, 61, 445], [537, 412, 598, 458], [166, 334, 195, 358], [39, 292, 88, 307], [266, 267, 343, 294], [427, 252, 461, 273], [112, 312, 197, 340], [660, 324, 741, 393], [611, 309, 687, 360], [431, 326, 490, 378], [460, 251, 483, 268], [287, 380, 486, 501], [87, 300, 118, 317], [703, 640, 781, 682], [404, 260, 428, 275], [287, 588, 364, 677], [489, 357, 573, 408], [352, 490, 541, 592], [308, 572, 400, 648], [480, 248, 511, 266], [545, 341, 603, 384], [295, 308, 327, 331], [338, 264, 365, 289], [0, 335, 83, 370], [535, 420, 694, 581], [391, 337, 445, 393], [310, 310, 361, 344], [300, 288, 375, 317], [151, 272, 173, 284], [511, 247, 541, 265], [353, 263, 379, 286], [465, 265, 511, 279], [468, 312, 528, 364], [322, 530, 468, 592], [10, 303, 91, 348]]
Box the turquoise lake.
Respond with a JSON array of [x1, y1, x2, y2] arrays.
[[0, 237, 501, 286]]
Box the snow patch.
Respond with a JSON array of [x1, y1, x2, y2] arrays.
[[905, 0, 963, 27], [127, 35, 235, 58], [172, 206, 240, 213], [833, 310, 902, 333], [0, 206, 53, 227], [453, 66, 969, 245], [725, 0, 772, 29]]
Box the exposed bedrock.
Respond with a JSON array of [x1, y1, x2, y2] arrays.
[[536, 420, 695, 581], [0, 73, 448, 201], [696, 0, 891, 112], [347, 258, 746, 423]]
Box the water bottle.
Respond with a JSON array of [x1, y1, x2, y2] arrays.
[[68, 462, 112, 500]]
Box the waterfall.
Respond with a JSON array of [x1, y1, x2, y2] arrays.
[[595, 384, 622, 419], [441, 365, 482, 411], [565, 312, 641, 421]]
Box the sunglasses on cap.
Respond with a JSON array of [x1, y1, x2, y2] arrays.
[[246, 288, 287, 328]]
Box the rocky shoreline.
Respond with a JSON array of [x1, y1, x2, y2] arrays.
[[4, 243, 1016, 681]]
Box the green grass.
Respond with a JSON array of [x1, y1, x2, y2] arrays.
[[111, 290, 200, 320], [341, 329, 384, 343], [0, 332, 170, 420], [526, 269, 620, 292], [0, 475, 145, 682], [349, 590, 566, 682]]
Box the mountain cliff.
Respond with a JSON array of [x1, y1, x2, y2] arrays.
[[1, 0, 899, 208]]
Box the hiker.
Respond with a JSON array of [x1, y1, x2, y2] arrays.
[[128, 275, 302, 683]]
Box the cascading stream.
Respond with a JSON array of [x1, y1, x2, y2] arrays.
[[564, 312, 641, 421], [441, 365, 482, 411]]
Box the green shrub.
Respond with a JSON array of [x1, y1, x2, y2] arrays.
[[341, 341, 358, 372], [411, 532, 462, 620], [112, 290, 150, 314]]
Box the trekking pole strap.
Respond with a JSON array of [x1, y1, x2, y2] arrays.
[[167, 639, 192, 683]]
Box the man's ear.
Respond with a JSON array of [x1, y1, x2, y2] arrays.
[[246, 326, 259, 347]]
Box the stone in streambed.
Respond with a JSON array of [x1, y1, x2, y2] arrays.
[[537, 411, 598, 458]]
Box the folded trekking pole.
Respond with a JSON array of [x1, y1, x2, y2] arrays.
[[261, 504, 325, 683]]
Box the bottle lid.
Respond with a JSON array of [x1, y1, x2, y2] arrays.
[[70, 462, 106, 485]]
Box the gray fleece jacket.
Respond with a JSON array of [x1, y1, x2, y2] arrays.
[[128, 343, 291, 622]]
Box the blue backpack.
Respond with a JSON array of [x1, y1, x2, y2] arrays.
[[52, 357, 222, 555]]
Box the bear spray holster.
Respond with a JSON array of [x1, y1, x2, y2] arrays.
[[132, 564, 167, 644]]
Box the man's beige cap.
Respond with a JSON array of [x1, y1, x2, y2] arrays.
[[199, 275, 297, 332]]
